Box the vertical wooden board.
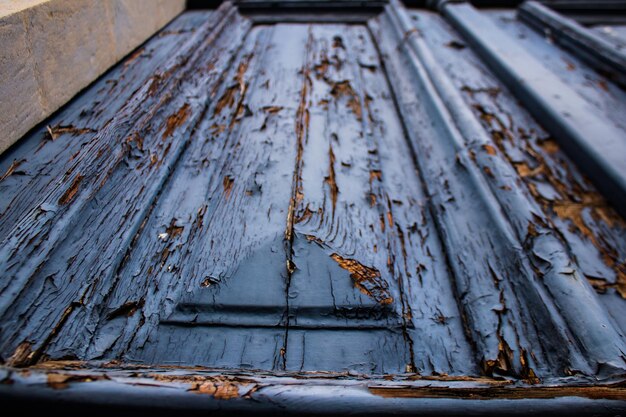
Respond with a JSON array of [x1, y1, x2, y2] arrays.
[[70, 24, 271, 360], [348, 25, 478, 375], [439, 3, 626, 374], [369, 10, 583, 378], [0, 9, 250, 364], [70, 24, 269, 361], [75, 23, 311, 370], [284, 24, 409, 373], [73, 25, 267, 357], [409, 10, 625, 330]]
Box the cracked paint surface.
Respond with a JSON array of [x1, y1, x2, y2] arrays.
[[0, 1, 625, 393]]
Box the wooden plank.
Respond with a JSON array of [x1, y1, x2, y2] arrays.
[[0, 3, 249, 366], [405, 9, 626, 328], [442, 2, 626, 217], [372, 4, 583, 378], [373, 1, 626, 377], [285, 24, 409, 373], [348, 25, 478, 375], [65, 23, 310, 370]]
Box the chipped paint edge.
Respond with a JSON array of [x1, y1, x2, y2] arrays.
[[0, 362, 625, 415]]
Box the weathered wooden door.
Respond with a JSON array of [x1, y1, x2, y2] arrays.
[[1, 2, 625, 408]]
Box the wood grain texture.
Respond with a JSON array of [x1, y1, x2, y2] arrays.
[[401, 6, 626, 373], [370, 0, 626, 378], [0, 2, 624, 383]]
